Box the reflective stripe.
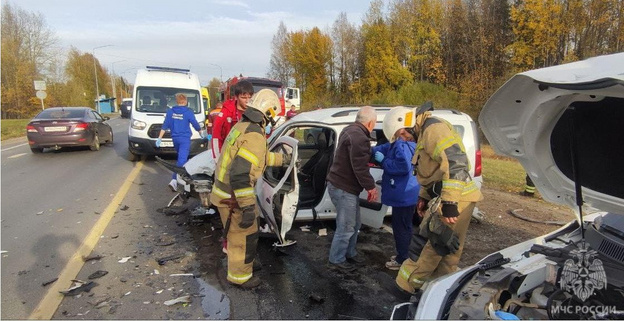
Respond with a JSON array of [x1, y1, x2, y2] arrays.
[[267, 152, 276, 166], [525, 186, 536, 192], [398, 265, 412, 280], [462, 181, 479, 195], [432, 136, 462, 160], [228, 271, 252, 283], [213, 186, 231, 199], [442, 179, 465, 191], [237, 148, 259, 166], [234, 187, 254, 198]]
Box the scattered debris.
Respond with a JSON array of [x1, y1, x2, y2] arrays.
[[164, 295, 191, 306], [120, 205, 129, 211], [110, 234, 119, 239], [157, 253, 185, 265], [95, 301, 110, 309], [309, 293, 325, 303], [56, 208, 63, 212], [88, 270, 108, 279], [59, 280, 97, 296], [169, 273, 194, 277], [42, 278, 58, 287], [318, 228, 327, 236], [162, 206, 188, 216], [120, 278, 127, 283], [156, 236, 176, 246], [82, 254, 103, 262], [18, 270, 29, 276], [155, 289, 164, 294], [118, 256, 132, 263], [124, 291, 131, 296], [300, 225, 311, 232], [36, 211, 44, 215], [0, 250, 7, 254], [154, 269, 160, 275], [88, 294, 110, 307]]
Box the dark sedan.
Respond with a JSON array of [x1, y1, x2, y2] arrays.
[[26, 107, 114, 153]]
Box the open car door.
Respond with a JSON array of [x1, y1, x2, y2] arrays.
[[358, 164, 388, 229], [255, 136, 299, 247]]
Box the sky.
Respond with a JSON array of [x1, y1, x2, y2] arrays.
[[9, 0, 375, 86]]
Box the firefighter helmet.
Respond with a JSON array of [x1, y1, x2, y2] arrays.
[[247, 89, 282, 122], [383, 106, 416, 143]]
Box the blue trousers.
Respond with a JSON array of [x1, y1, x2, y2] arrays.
[[173, 137, 191, 179], [328, 182, 361, 264], [391, 205, 416, 263]]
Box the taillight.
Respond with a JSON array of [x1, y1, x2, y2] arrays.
[[26, 125, 37, 133], [74, 122, 89, 132], [474, 150, 482, 177]]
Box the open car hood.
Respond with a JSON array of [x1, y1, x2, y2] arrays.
[[479, 53, 624, 215]]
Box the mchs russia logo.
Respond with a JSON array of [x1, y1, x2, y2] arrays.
[[559, 241, 607, 302]]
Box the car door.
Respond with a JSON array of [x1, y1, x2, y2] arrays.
[[357, 127, 390, 229], [255, 136, 299, 247]]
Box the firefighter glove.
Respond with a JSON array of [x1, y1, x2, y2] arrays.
[[239, 206, 256, 228], [428, 214, 461, 255], [442, 203, 460, 218]]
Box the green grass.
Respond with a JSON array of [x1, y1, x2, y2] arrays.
[[1, 119, 30, 141], [481, 145, 532, 194]]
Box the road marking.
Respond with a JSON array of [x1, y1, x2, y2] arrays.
[[29, 161, 145, 320], [8, 153, 27, 159], [1, 143, 28, 152]]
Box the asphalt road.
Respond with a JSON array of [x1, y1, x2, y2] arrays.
[[1, 117, 406, 320]]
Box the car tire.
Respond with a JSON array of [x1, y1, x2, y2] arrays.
[[128, 150, 139, 162], [90, 134, 100, 151], [107, 129, 114, 145], [30, 147, 44, 154]]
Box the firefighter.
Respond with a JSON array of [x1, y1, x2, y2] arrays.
[[210, 80, 254, 160], [386, 103, 483, 294], [209, 89, 290, 289]]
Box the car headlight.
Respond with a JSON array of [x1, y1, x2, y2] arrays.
[[131, 120, 146, 130]]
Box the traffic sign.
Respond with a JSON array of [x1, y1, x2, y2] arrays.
[[36, 90, 47, 99], [34, 80, 46, 91]]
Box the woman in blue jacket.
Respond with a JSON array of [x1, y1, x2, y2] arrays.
[[373, 111, 419, 270], [156, 93, 204, 191]]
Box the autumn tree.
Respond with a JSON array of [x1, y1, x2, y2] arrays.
[[268, 21, 292, 86], [1, 2, 57, 118]]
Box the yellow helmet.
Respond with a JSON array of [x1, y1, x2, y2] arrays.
[[247, 89, 282, 122], [382, 106, 416, 143]]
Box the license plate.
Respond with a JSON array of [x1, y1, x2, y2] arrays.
[[44, 126, 66, 132], [160, 141, 174, 147]]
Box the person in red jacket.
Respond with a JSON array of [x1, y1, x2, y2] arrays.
[[211, 80, 254, 160]]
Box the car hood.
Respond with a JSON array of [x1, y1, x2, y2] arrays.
[[479, 53, 624, 215]]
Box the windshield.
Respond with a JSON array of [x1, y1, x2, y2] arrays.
[[135, 87, 201, 114], [36, 108, 85, 119], [252, 85, 283, 98]]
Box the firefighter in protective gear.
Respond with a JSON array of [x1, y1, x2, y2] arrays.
[[389, 103, 483, 294], [209, 89, 290, 289]]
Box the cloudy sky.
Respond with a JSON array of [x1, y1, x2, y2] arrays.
[[10, 0, 375, 86]]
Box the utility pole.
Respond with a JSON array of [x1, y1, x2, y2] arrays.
[[93, 45, 112, 113]]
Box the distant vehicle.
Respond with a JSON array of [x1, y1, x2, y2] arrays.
[[391, 53, 624, 320], [285, 87, 301, 110], [26, 107, 113, 153], [218, 75, 286, 119], [120, 98, 132, 118], [127, 66, 207, 161]]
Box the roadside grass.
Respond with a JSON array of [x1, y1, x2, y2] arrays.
[[1, 119, 30, 141], [481, 144, 532, 195]]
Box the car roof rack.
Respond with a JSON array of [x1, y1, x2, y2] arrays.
[[146, 66, 191, 73]]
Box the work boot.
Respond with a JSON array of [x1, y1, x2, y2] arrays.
[[519, 191, 534, 197], [347, 255, 366, 265], [253, 260, 262, 272], [327, 261, 357, 272], [231, 276, 261, 289], [168, 179, 177, 192]]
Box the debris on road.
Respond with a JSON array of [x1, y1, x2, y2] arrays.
[[82, 254, 103, 262], [42, 277, 58, 287], [161, 206, 188, 216], [59, 280, 97, 296], [309, 293, 325, 303], [118, 256, 132, 263], [164, 295, 192, 306], [300, 225, 311, 232], [88, 270, 108, 279], [120, 205, 129, 211], [157, 253, 185, 265], [318, 228, 327, 236], [169, 273, 195, 277]]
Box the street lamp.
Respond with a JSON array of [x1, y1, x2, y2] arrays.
[[93, 44, 113, 113], [207, 63, 223, 81], [111, 60, 126, 106]]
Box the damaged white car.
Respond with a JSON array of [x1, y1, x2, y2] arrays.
[[391, 53, 624, 320]]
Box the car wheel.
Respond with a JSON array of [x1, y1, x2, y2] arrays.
[[90, 134, 100, 151], [107, 129, 114, 145], [127, 150, 139, 162], [30, 147, 44, 154]]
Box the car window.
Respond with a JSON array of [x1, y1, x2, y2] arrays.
[[136, 87, 201, 113], [92, 111, 103, 121], [452, 125, 465, 139], [37, 109, 85, 119], [263, 143, 294, 190]]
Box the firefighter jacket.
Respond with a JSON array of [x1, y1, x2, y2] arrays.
[[411, 113, 482, 204], [211, 99, 243, 159], [209, 108, 286, 209]]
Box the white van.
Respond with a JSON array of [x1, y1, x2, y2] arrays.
[[127, 66, 207, 161]]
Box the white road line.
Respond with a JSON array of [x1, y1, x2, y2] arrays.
[[1, 143, 28, 152], [8, 153, 27, 159]]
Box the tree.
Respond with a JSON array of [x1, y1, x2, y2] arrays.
[[268, 21, 292, 86], [331, 12, 361, 102], [1, 2, 57, 118]]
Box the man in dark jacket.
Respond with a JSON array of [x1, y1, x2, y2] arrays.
[[326, 106, 379, 272]]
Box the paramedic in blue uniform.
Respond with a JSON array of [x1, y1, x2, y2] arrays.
[[156, 93, 204, 191]]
